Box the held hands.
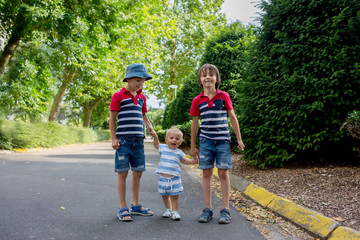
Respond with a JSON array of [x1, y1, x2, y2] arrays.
[[191, 147, 198, 159], [148, 130, 157, 138], [190, 147, 199, 164], [147, 126, 155, 135]]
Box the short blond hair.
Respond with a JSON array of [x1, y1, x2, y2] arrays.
[[165, 127, 183, 140]]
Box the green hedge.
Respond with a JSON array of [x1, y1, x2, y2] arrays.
[[0, 119, 110, 150], [162, 22, 255, 129], [238, 0, 360, 167]]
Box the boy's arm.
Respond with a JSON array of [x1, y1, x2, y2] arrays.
[[180, 156, 199, 165], [191, 116, 199, 157], [109, 111, 120, 150], [149, 131, 160, 149], [143, 113, 154, 134], [228, 109, 245, 151]]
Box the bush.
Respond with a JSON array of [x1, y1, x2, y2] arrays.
[[162, 74, 201, 129], [341, 110, 360, 153], [0, 119, 110, 150], [162, 22, 255, 128], [238, 0, 360, 168]]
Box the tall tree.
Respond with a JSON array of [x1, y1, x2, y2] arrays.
[[0, 40, 59, 121], [58, 0, 167, 125], [150, 0, 226, 102], [0, 0, 63, 75]]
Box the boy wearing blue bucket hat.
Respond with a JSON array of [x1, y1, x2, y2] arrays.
[[109, 63, 155, 221]]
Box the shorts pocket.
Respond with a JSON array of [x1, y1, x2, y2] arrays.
[[200, 137, 207, 143], [118, 138, 126, 145]]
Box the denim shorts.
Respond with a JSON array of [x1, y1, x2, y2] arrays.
[[158, 175, 183, 196], [114, 137, 145, 173], [198, 137, 232, 170]]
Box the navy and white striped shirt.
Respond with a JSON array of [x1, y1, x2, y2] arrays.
[[110, 88, 147, 138], [190, 90, 233, 141]]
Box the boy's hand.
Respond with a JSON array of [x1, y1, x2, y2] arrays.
[[237, 140, 245, 151], [149, 131, 157, 138], [112, 139, 120, 150], [191, 147, 198, 159], [147, 126, 155, 134], [194, 157, 199, 164]]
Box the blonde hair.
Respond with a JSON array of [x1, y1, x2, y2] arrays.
[[197, 63, 221, 89], [165, 127, 183, 140]]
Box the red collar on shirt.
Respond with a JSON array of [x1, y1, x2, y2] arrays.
[[120, 87, 143, 105], [199, 89, 222, 108]]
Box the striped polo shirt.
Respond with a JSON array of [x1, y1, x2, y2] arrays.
[[190, 89, 233, 141], [156, 144, 186, 176], [110, 87, 147, 138]]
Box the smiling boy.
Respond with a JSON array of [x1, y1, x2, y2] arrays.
[[190, 63, 245, 224], [149, 127, 198, 220]]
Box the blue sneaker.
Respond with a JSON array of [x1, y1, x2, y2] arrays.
[[197, 208, 213, 223], [218, 208, 231, 224]]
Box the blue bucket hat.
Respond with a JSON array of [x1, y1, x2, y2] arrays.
[[123, 63, 153, 82]]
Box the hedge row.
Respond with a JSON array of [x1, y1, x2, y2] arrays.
[[0, 119, 110, 150]]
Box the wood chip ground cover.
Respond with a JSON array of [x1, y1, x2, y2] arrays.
[[231, 154, 360, 231]]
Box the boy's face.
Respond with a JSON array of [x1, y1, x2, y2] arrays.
[[165, 131, 183, 150], [126, 77, 146, 92], [200, 69, 218, 89]]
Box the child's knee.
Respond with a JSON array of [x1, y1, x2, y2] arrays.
[[217, 169, 229, 179], [132, 170, 143, 178], [202, 169, 213, 179]]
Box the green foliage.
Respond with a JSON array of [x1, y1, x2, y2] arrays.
[[0, 41, 57, 121], [147, 108, 164, 128], [150, 0, 226, 102], [341, 110, 360, 153], [162, 73, 201, 129], [156, 129, 167, 143], [0, 119, 110, 150], [201, 22, 256, 106], [162, 23, 255, 128], [238, 0, 360, 167]]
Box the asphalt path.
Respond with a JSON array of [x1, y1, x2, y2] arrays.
[[0, 141, 264, 240]]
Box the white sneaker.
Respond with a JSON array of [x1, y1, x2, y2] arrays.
[[171, 211, 181, 220], [162, 209, 172, 218]]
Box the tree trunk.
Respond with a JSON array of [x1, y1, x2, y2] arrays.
[[48, 69, 76, 121], [82, 97, 103, 127], [0, 30, 22, 75]]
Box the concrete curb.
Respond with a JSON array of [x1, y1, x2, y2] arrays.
[[213, 168, 360, 239]]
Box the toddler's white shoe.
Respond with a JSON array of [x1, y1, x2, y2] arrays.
[[162, 209, 172, 218], [171, 211, 181, 220]]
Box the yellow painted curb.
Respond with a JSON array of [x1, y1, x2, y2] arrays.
[[328, 226, 360, 240], [13, 148, 28, 153], [213, 167, 218, 176], [243, 183, 274, 207], [267, 195, 338, 238]]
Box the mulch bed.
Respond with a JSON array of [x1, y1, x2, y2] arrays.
[[230, 154, 360, 231]]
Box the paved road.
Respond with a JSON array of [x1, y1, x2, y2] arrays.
[[0, 141, 264, 240]]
